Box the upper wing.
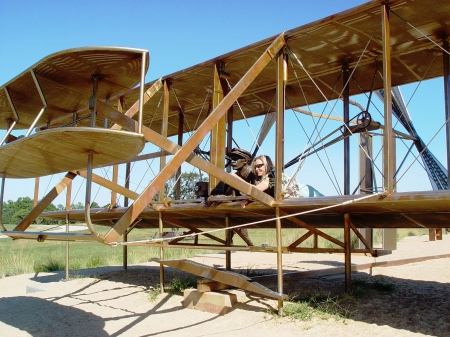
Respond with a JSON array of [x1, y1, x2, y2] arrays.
[[103, 0, 449, 138], [0, 47, 148, 130]]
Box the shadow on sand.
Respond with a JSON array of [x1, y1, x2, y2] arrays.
[[1, 260, 449, 336], [0, 296, 108, 336]]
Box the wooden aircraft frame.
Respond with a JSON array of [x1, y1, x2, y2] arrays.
[[1, 0, 449, 309]]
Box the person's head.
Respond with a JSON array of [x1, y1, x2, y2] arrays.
[[226, 148, 252, 171], [252, 155, 273, 177]]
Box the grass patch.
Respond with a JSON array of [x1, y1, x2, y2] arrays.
[[148, 275, 196, 300], [310, 293, 356, 319], [0, 225, 433, 279], [282, 292, 356, 321], [85, 256, 104, 268], [281, 275, 398, 322], [34, 258, 65, 273], [148, 285, 161, 302], [165, 276, 196, 295]]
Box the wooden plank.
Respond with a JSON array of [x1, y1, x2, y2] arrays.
[[2, 231, 102, 242], [14, 172, 77, 231], [154, 259, 287, 300]]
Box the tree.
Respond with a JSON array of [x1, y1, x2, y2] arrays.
[[90, 201, 100, 209], [71, 202, 84, 210], [2, 197, 33, 224], [163, 172, 202, 200], [2, 197, 61, 225]]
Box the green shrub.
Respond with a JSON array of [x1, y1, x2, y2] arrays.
[[166, 276, 196, 295], [34, 259, 65, 273], [148, 286, 161, 302], [281, 293, 356, 321], [86, 256, 103, 268]]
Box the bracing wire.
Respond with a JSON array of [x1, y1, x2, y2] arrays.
[[394, 114, 450, 186], [225, 78, 266, 155], [286, 18, 384, 195], [289, 108, 341, 193], [287, 56, 344, 194]]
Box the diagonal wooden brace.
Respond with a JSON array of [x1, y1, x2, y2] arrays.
[[100, 34, 285, 243], [13, 172, 77, 231]]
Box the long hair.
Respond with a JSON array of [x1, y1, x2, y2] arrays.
[[252, 155, 274, 177]]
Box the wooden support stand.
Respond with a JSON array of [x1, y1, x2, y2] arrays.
[[183, 289, 237, 315]]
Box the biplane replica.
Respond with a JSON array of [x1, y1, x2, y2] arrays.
[[0, 0, 449, 311]]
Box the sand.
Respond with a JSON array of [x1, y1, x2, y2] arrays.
[[0, 234, 449, 337]]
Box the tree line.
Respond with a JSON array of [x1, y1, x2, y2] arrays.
[[1, 197, 102, 225], [2, 172, 203, 225]]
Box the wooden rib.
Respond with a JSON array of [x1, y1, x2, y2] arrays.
[[348, 219, 372, 250], [288, 230, 314, 249], [3, 232, 102, 242], [281, 210, 345, 248]]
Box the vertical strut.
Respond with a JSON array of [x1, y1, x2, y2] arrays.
[[382, 3, 395, 192], [275, 48, 287, 315], [343, 64, 350, 195], [344, 213, 352, 292]]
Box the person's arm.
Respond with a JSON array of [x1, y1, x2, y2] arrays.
[[255, 180, 269, 192], [254, 175, 273, 192]]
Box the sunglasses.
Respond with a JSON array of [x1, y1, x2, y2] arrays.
[[254, 163, 265, 169]]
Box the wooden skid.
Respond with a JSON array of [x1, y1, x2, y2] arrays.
[[1, 231, 103, 242], [154, 258, 287, 300]]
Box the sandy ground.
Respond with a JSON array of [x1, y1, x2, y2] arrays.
[[0, 234, 449, 337]]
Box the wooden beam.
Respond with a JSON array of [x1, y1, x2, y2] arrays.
[[348, 220, 372, 250], [97, 100, 274, 206], [111, 78, 163, 131], [288, 230, 314, 249], [280, 210, 345, 248], [102, 34, 285, 243], [13, 172, 77, 231], [344, 213, 352, 292], [210, 63, 226, 193], [33, 178, 39, 207], [76, 170, 139, 201], [382, 3, 395, 192], [159, 80, 170, 201], [154, 258, 286, 300]]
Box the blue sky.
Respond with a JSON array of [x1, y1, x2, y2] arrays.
[[0, 0, 368, 82], [0, 0, 447, 206]]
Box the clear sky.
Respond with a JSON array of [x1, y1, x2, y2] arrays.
[[0, 0, 447, 206]]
